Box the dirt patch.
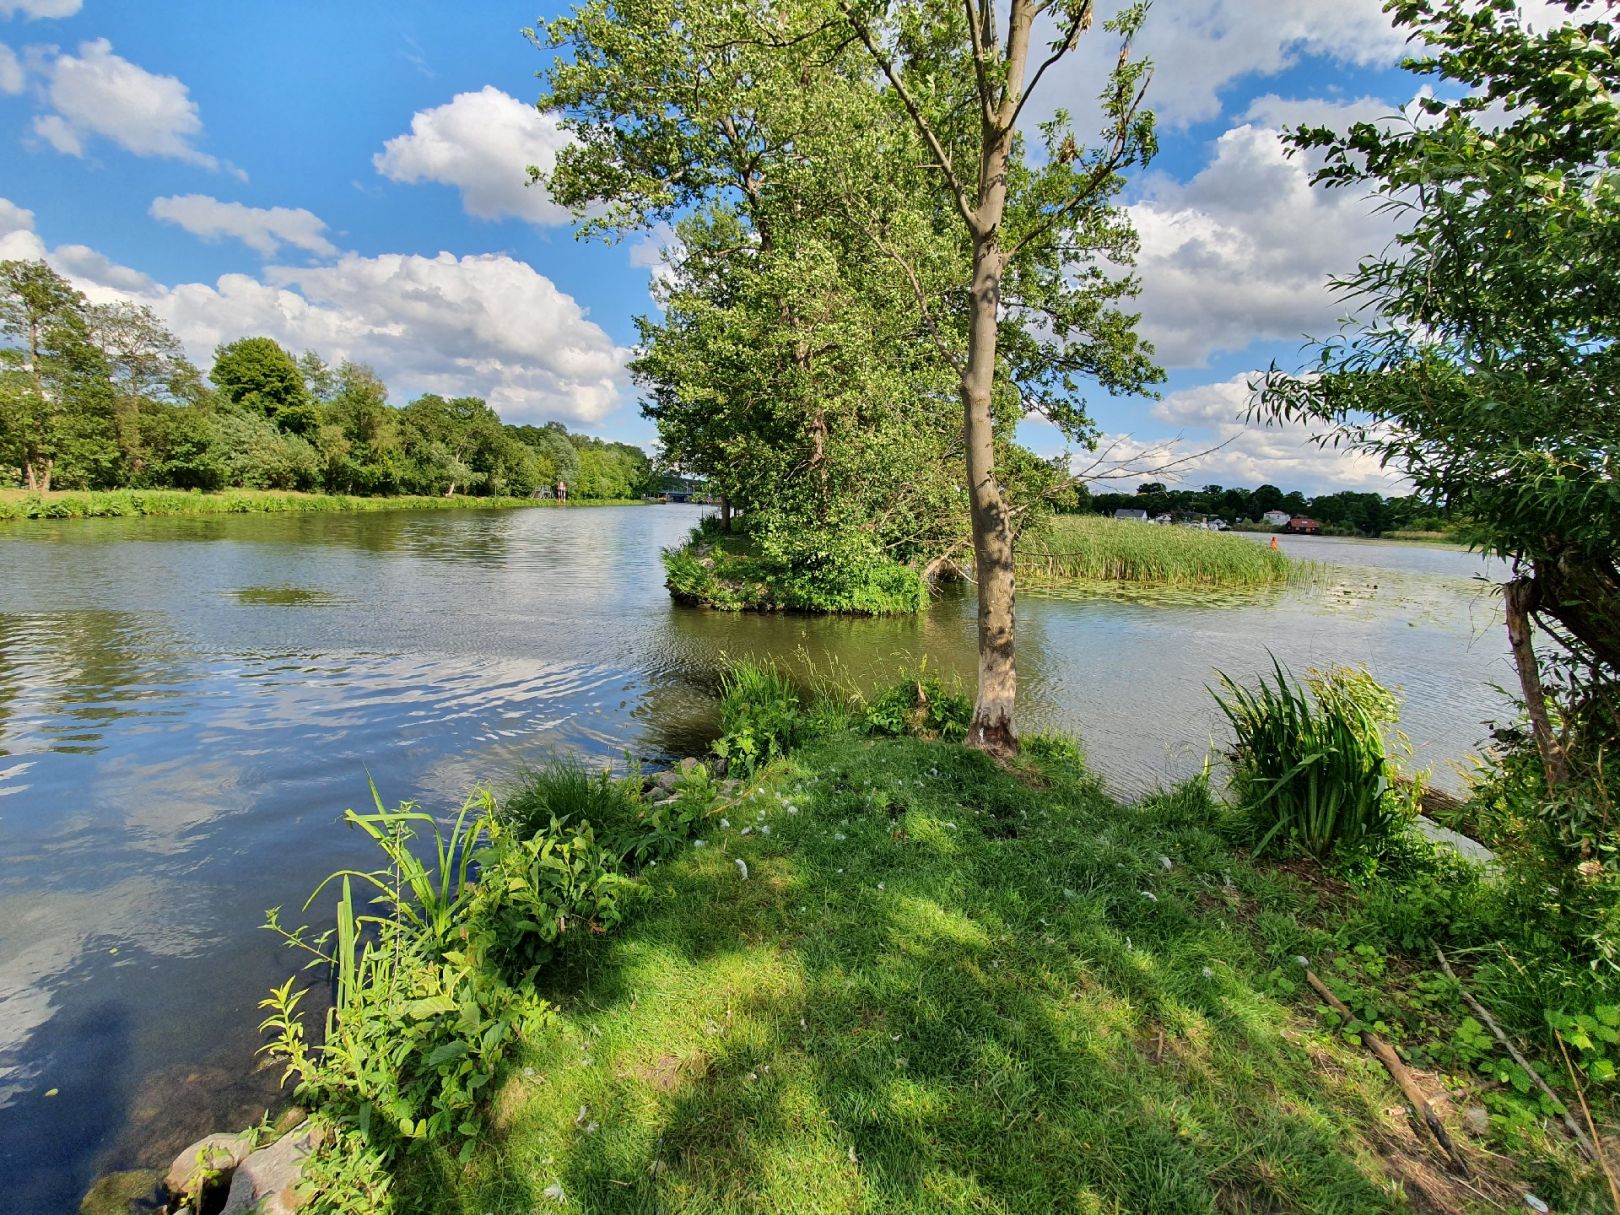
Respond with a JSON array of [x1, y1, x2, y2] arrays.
[[631, 1051, 694, 1093]]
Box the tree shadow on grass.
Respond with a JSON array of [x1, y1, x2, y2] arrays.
[[414, 739, 1495, 1214]]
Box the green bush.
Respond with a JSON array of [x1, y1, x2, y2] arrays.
[[1213, 659, 1413, 857], [660, 524, 926, 615], [260, 792, 539, 1164], [716, 661, 803, 774], [865, 673, 972, 741], [259, 767, 703, 1200]]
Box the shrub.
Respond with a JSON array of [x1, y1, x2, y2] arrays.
[[1213, 659, 1413, 857], [260, 792, 540, 1160], [660, 523, 927, 615], [865, 673, 972, 741], [260, 767, 707, 1205], [716, 661, 803, 774]]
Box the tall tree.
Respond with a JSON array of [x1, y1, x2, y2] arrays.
[[86, 300, 202, 475], [1259, 0, 1617, 783], [831, 0, 1159, 752], [0, 259, 97, 492], [211, 337, 317, 434], [537, 0, 975, 593]]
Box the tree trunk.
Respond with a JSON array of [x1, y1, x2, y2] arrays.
[[1504, 575, 1569, 788], [956, 4, 1032, 758], [961, 218, 1016, 757], [720, 496, 732, 530], [1536, 552, 1620, 676], [36, 458, 52, 495]]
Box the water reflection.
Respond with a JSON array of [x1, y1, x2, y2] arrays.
[[0, 505, 1515, 1207]]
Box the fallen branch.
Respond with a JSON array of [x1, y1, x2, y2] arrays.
[[1305, 967, 1471, 1177], [1556, 1030, 1620, 1214], [1434, 946, 1598, 1164]]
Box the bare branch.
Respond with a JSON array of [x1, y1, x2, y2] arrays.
[[1009, 1, 1091, 131], [1004, 65, 1150, 261], [840, 1, 980, 233], [962, 0, 997, 126]]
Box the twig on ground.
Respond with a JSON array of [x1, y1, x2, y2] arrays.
[[1305, 967, 1471, 1177], [1434, 945, 1598, 1164], [1555, 1030, 1620, 1213]]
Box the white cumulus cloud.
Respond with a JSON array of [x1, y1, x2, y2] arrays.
[[31, 38, 233, 173], [1085, 373, 1404, 495], [373, 86, 573, 224], [0, 197, 628, 425], [150, 194, 336, 258], [1127, 117, 1398, 369], [0, 196, 46, 260], [1036, 0, 1406, 132]]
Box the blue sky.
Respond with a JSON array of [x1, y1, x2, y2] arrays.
[[0, 1, 1566, 493]]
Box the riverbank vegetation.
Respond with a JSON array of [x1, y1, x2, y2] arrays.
[[662, 516, 928, 615], [1074, 482, 1461, 539], [0, 266, 655, 500], [0, 487, 642, 522], [1019, 515, 1300, 588], [243, 660, 1617, 1214], [537, 0, 1160, 738]]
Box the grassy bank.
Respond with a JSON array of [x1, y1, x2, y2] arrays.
[[1020, 515, 1301, 587], [0, 488, 643, 522], [663, 521, 927, 615], [244, 666, 1612, 1215]]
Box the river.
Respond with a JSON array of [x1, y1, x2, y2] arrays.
[[0, 506, 1512, 1209]]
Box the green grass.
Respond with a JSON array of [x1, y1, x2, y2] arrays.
[[1021, 516, 1302, 588], [388, 733, 1588, 1214], [0, 488, 643, 522]]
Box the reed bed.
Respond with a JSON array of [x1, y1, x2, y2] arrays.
[[0, 488, 636, 522], [1019, 514, 1301, 587]]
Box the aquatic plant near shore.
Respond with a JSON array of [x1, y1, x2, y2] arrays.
[[1020, 515, 1303, 587], [1213, 659, 1413, 857], [258, 772, 657, 1201]]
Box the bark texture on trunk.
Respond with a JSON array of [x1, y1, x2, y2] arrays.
[[956, 1, 1034, 758], [1504, 575, 1570, 789], [961, 233, 1017, 757]]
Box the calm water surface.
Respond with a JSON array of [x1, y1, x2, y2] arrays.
[[0, 507, 1511, 1208]]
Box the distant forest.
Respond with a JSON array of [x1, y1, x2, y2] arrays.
[[0, 259, 656, 500], [1069, 481, 1454, 537]]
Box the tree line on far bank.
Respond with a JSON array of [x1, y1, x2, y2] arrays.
[[1070, 481, 1454, 537], [0, 259, 655, 501]]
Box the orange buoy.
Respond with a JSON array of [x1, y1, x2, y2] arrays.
[[1270, 535, 1279, 550]]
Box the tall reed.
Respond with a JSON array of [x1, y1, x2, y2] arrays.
[[1021, 515, 1299, 587]]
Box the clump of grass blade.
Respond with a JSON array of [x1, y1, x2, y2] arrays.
[[1214, 657, 1410, 857]]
